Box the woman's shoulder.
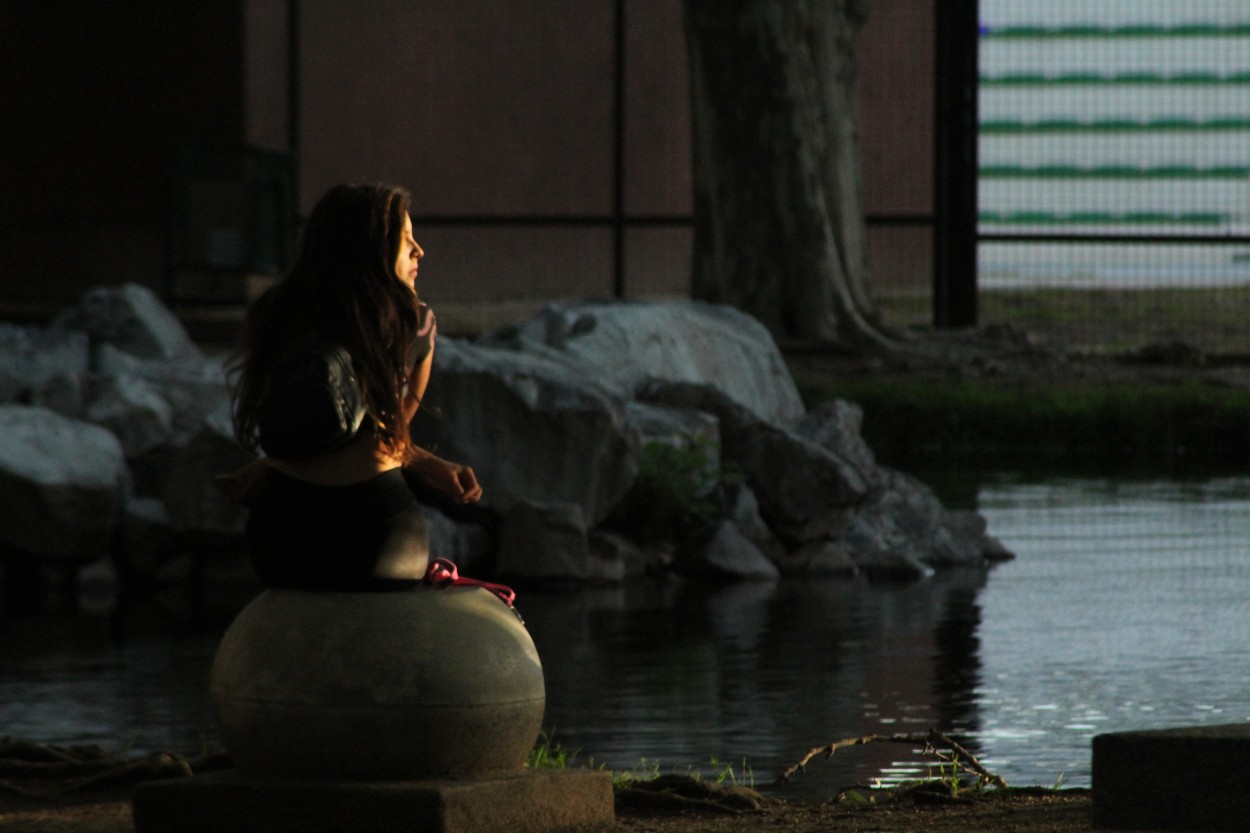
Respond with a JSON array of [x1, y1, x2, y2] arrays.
[[256, 333, 367, 461]]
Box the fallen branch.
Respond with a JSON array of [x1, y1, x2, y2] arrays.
[[774, 728, 1007, 790], [0, 740, 203, 797]]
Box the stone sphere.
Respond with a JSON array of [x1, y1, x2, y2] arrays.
[[210, 587, 545, 780]]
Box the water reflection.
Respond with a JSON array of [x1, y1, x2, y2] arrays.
[[6, 475, 1250, 798], [524, 569, 990, 800]]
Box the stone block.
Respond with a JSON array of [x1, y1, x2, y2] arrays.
[[1093, 723, 1250, 831], [132, 768, 615, 833]]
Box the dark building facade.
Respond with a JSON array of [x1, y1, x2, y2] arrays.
[[1, 0, 937, 332]]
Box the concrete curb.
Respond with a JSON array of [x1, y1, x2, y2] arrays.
[[132, 767, 615, 833], [1092, 723, 1250, 831]]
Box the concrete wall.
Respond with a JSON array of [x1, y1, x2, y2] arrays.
[[860, 0, 935, 297], [1, 1, 936, 326], [0, 1, 260, 311], [297, 0, 693, 325]]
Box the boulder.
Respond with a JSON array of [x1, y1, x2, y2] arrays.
[[675, 520, 780, 581], [160, 407, 254, 537], [626, 401, 720, 450], [118, 496, 181, 581], [775, 540, 858, 577], [792, 400, 880, 490], [29, 372, 87, 418], [838, 468, 990, 578], [75, 557, 120, 617], [420, 338, 640, 525], [0, 405, 128, 560], [638, 381, 874, 543], [587, 529, 650, 581], [94, 344, 231, 445], [84, 373, 175, 458], [52, 282, 204, 362], [482, 300, 805, 426], [0, 324, 89, 403], [719, 481, 785, 563], [496, 501, 591, 583], [424, 506, 494, 575]]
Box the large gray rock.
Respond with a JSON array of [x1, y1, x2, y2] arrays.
[[793, 400, 880, 489], [85, 373, 175, 458], [838, 468, 990, 578], [94, 344, 230, 445], [625, 401, 720, 450], [0, 324, 89, 403], [676, 520, 780, 581], [0, 405, 129, 560], [119, 496, 181, 581], [496, 501, 590, 582], [160, 407, 254, 536], [423, 506, 494, 575], [53, 283, 204, 362], [482, 300, 805, 426], [720, 480, 785, 562], [587, 529, 650, 582], [29, 372, 87, 418], [638, 381, 875, 543], [421, 339, 640, 525], [776, 539, 858, 576]]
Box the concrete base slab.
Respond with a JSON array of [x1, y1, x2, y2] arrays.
[[1093, 723, 1250, 831], [132, 768, 615, 833]]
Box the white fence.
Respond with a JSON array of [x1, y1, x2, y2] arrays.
[[977, 1, 1250, 288]]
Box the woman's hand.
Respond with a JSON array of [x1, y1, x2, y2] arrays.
[[409, 449, 483, 504]]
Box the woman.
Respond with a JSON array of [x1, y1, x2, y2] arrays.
[[229, 182, 481, 591]]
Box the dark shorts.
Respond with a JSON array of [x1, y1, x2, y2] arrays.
[[246, 468, 429, 591]]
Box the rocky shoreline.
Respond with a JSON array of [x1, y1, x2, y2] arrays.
[[0, 286, 1010, 622]]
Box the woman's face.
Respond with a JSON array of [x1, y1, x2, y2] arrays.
[[393, 214, 424, 290]]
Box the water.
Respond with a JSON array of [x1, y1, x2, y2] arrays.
[[3, 474, 1250, 799]]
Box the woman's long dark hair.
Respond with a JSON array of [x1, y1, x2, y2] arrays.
[[232, 183, 422, 463]]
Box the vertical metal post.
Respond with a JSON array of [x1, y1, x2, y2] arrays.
[[288, 0, 301, 212], [933, 0, 979, 328], [612, 0, 627, 298]]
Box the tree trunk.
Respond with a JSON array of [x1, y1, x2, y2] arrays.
[[683, 0, 897, 350]]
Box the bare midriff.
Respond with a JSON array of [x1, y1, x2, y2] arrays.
[[267, 433, 401, 486]]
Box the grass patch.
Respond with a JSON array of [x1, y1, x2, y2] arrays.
[[807, 378, 1250, 471], [527, 732, 755, 790]]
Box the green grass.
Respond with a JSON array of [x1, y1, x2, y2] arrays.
[[802, 377, 1250, 470], [526, 730, 577, 770], [526, 732, 756, 789]]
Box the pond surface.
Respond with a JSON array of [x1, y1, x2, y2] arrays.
[[2, 473, 1249, 800]]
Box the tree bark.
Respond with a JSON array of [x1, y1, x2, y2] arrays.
[[683, 0, 897, 350]]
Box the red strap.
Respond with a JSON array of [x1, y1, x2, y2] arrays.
[[423, 557, 517, 608]]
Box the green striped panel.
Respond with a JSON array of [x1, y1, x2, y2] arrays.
[[983, 24, 1250, 38], [980, 165, 1250, 179], [981, 72, 1250, 86], [981, 118, 1250, 133], [979, 211, 1229, 225]]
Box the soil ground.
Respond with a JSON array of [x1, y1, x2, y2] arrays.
[[0, 777, 1107, 833], [782, 322, 1250, 394]]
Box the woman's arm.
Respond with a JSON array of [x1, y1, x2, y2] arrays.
[[402, 303, 437, 422], [407, 444, 483, 504], [402, 345, 433, 423]]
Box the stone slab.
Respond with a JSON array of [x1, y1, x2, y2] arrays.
[[132, 767, 615, 833], [1092, 723, 1250, 831]]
